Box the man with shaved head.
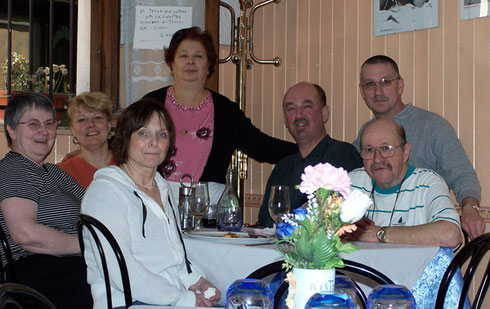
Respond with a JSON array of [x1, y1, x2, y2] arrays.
[[258, 82, 362, 227], [349, 119, 461, 247]]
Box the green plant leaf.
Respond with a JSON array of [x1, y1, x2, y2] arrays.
[[338, 242, 358, 254], [312, 229, 336, 268], [296, 233, 313, 262]]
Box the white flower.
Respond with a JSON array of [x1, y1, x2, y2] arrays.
[[339, 189, 372, 223]]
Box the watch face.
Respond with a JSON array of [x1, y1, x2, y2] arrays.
[[377, 229, 386, 242]]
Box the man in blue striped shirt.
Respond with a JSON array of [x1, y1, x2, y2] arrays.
[[348, 119, 461, 247]]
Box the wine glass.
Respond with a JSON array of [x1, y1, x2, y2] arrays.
[[189, 182, 210, 231], [268, 185, 291, 224]]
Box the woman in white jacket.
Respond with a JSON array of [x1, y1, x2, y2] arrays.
[[81, 98, 220, 308]]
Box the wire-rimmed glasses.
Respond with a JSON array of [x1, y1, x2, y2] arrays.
[[360, 143, 405, 160], [360, 77, 400, 91], [17, 119, 59, 131]]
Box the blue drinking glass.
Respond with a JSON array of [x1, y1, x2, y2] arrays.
[[335, 274, 361, 307], [367, 284, 416, 309], [306, 291, 355, 308], [226, 279, 274, 309]]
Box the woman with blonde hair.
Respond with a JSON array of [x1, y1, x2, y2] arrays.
[[58, 92, 118, 189]]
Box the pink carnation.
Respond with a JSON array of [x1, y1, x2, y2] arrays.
[[299, 163, 351, 197]]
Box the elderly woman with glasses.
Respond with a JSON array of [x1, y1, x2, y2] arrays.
[[0, 93, 92, 308]]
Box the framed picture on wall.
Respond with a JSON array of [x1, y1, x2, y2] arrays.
[[374, 0, 439, 36], [460, 0, 489, 20]]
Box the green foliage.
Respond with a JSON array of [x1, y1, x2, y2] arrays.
[[1, 53, 69, 93], [275, 189, 358, 269], [2, 52, 31, 91]]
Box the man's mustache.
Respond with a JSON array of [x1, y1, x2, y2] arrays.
[[373, 95, 389, 101], [293, 117, 309, 126], [370, 163, 392, 173]]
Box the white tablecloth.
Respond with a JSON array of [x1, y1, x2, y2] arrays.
[[184, 236, 439, 297]]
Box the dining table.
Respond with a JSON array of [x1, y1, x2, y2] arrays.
[[183, 229, 466, 309]]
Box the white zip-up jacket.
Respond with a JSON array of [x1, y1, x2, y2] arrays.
[[81, 166, 202, 308]]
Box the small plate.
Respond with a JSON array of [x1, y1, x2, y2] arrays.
[[184, 230, 276, 245]]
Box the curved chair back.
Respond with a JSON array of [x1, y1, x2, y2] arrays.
[[0, 225, 16, 283], [77, 214, 132, 309], [247, 259, 394, 309], [435, 233, 490, 309], [0, 283, 56, 309]]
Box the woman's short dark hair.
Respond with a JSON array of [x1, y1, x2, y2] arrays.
[[164, 26, 217, 79], [112, 98, 175, 164], [4, 92, 56, 147]]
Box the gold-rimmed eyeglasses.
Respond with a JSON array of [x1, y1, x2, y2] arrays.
[[360, 143, 405, 160], [18, 119, 59, 131], [360, 77, 400, 91]]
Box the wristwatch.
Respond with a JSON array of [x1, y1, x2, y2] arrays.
[[376, 228, 387, 243], [461, 203, 481, 214]]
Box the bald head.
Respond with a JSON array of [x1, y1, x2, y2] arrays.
[[360, 119, 406, 149], [283, 82, 327, 107]]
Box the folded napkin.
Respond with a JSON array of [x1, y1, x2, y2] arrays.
[[253, 227, 275, 237]]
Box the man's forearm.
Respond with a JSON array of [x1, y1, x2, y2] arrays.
[[383, 221, 461, 247]]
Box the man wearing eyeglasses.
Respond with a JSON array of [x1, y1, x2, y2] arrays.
[[348, 119, 462, 247], [353, 55, 484, 240]]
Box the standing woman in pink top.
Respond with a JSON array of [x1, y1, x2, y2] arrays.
[[58, 92, 118, 189], [144, 27, 297, 205]]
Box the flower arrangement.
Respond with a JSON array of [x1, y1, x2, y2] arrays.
[[1, 52, 69, 93], [275, 162, 372, 270]]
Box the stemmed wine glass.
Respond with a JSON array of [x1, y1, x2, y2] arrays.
[[189, 182, 210, 231], [268, 185, 291, 225]]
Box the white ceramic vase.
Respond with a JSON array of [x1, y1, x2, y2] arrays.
[[291, 267, 336, 309]]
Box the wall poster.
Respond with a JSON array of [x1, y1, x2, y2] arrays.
[[374, 0, 439, 36], [460, 0, 489, 20]]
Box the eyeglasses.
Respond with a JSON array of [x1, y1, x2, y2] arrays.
[[360, 78, 400, 90], [360, 143, 405, 160], [18, 119, 59, 131]]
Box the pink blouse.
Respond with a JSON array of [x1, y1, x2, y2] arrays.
[[163, 89, 214, 182]]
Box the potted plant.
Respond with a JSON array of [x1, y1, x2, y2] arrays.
[[275, 162, 372, 309], [1, 52, 70, 121]]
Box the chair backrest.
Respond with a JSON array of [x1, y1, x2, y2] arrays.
[[0, 225, 16, 283], [0, 283, 56, 309], [247, 259, 394, 309], [435, 232, 490, 309], [339, 259, 395, 307], [77, 214, 132, 309]]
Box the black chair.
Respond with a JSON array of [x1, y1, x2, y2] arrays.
[[435, 232, 490, 309], [0, 283, 56, 309], [77, 214, 132, 309], [247, 259, 394, 309], [0, 225, 16, 283]]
